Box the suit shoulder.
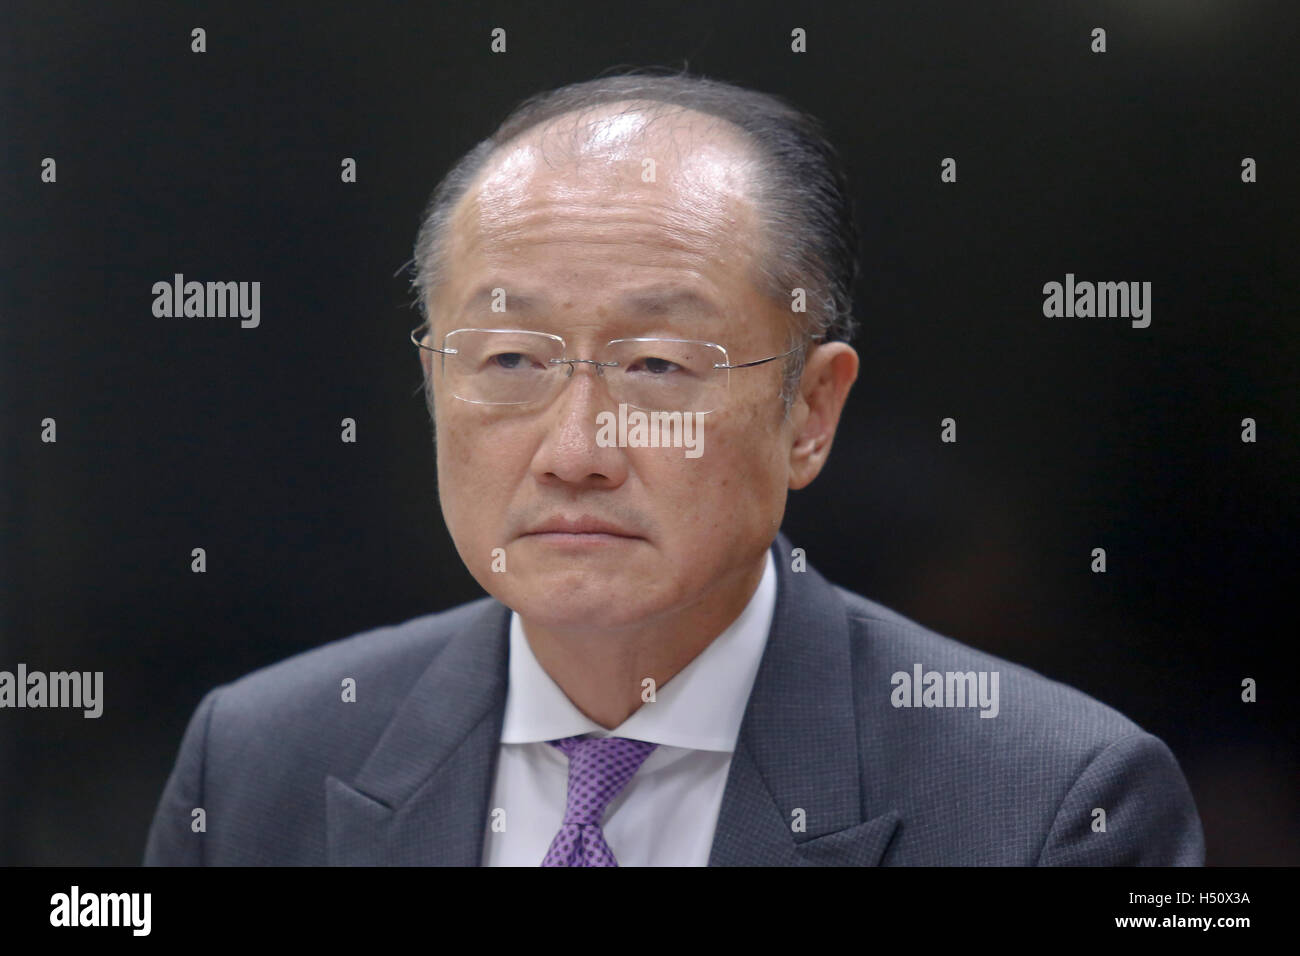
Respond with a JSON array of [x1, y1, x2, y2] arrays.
[[206, 596, 501, 727], [827, 583, 1201, 864], [833, 583, 1145, 745]]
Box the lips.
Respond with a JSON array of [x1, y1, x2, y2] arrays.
[[524, 516, 641, 538]]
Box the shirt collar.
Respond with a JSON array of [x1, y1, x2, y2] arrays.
[[499, 547, 777, 752]]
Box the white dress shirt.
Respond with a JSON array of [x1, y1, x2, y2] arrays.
[[481, 548, 777, 866]]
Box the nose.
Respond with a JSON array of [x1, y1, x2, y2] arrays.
[[529, 358, 628, 488]]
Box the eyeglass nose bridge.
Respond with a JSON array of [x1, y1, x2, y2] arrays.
[[548, 356, 620, 377]]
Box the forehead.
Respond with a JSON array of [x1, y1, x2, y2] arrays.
[[473, 102, 760, 209], [435, 103, 769, 326]]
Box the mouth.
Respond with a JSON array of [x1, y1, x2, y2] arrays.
[[521, 517, 643, 541]]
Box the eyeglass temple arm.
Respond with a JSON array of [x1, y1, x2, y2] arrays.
[[410, 324, 457, 354], [715, 337, 824, 370]]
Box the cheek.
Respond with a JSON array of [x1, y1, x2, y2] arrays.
[[657, 412, 786, 525], [435, 416, 515, 532]]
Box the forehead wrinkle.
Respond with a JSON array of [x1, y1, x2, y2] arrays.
[[476, 200, 744, 262]]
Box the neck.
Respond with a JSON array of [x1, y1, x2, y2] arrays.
[[521, 553, 768, 729]]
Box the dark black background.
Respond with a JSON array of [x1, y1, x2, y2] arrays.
[[1, 0, 1296, 865]]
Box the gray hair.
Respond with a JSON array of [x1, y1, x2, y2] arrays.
[[408, 67, 859, 412]]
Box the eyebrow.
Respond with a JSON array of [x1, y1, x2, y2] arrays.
[[455, 284, 723, 320], [456, 286, 545, 317], [615, 287, 722, 318]]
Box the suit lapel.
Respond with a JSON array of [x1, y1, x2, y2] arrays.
[[326, 600, 510, 865], [708, 534, 900, 865]]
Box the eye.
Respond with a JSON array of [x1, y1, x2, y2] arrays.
[[629, 356, 682, 375], [489, 352, 529, 370]]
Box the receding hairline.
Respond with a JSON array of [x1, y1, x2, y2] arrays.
[[481, 97, 760, 177], [429, 98, 773, 316]]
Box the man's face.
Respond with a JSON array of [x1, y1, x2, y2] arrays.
[[423, 104, 810, 634]]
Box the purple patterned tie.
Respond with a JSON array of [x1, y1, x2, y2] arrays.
[[541, 735, 658, 867]]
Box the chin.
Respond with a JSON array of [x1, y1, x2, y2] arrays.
[[517, 603, 652, 634], [505, 573, 667, 632]]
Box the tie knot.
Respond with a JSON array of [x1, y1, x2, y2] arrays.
[[548, 735, 657, 826]]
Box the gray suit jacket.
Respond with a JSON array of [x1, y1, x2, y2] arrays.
[[144, 532, 1204, 865]]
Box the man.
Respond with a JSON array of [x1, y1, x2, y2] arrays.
[[144, 70, 1204, 866]]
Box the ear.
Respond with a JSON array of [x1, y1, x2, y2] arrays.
[[415, 326, 434, 379], [788, 342, 859, 490]]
